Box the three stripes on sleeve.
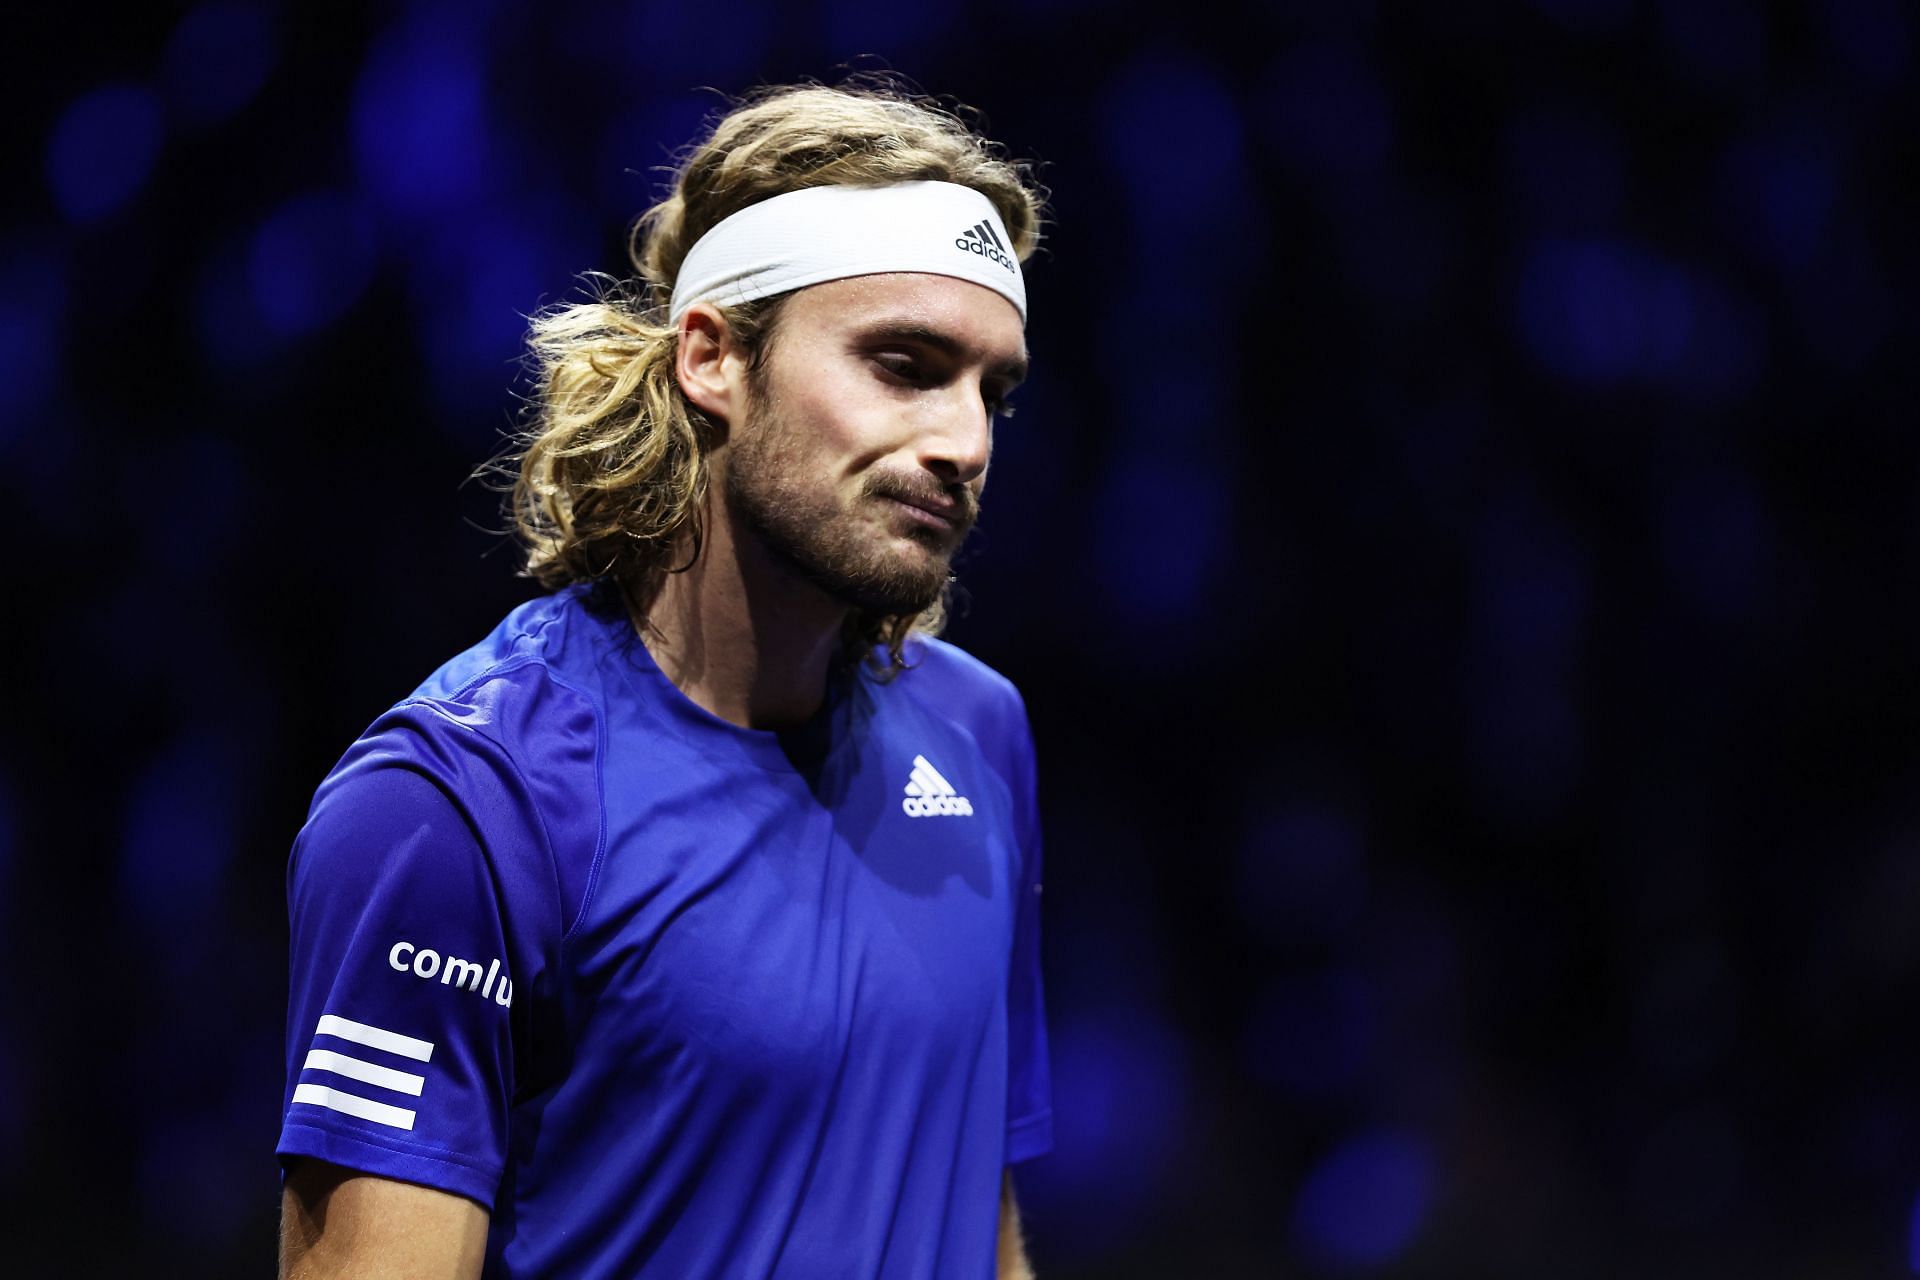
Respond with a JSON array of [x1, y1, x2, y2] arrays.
[[292, 1014, 435, 1132]]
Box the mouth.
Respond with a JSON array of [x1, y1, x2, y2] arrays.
[[882, 493, 964, 531]]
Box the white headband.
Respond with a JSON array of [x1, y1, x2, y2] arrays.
[[668, 180, 1027, 325]]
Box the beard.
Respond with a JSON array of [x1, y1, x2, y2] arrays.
[[724, 398, 978, 618]]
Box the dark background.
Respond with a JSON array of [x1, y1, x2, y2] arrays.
[[3, 1, 1917, 1275]]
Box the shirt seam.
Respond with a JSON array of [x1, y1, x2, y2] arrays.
[[1007, 1108, 1052, 1136], [401, 655, 607, 942]]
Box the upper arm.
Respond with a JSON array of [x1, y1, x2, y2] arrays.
[[277, 711, 569, 1208], [281, 1159, 489, 1280]]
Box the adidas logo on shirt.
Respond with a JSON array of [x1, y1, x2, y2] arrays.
[[902, 753, 974, 817], [954, 220, 1016, 274]]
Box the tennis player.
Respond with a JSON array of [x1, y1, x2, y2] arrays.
[[275, 82, 1051, 1278]]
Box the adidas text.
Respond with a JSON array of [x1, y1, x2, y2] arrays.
[[904, 793, 975, 817], [953, 236, 1017, 273], [955, 220, 1017, 274]]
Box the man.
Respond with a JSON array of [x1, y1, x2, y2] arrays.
[[275, 82, 1052, 1278]]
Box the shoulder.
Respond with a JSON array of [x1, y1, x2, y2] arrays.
[[881, 638, 1044, 865], [297, 589, 616, 929], [403, 586, 617, 747], [891, 634, 1026, 723], [884, 635, 1035, 778], [355, 585, 625, 782]]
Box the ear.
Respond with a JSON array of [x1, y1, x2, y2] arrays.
[[675, 302, 747, 427]]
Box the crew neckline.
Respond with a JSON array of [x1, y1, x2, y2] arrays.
[[574, 586, 866, 774]]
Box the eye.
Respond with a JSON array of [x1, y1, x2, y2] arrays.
[[871, 351, 931, 384], [983, 377, 1022, 420]]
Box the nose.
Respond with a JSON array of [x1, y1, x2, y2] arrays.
[[916, 386, 993, 487]]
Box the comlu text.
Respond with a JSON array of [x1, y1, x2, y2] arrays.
[[389, 940, 513, 1007]]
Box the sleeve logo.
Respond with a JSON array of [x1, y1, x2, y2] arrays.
[[389, 939, 513, 1007], [291, 1014, 433, 1131]]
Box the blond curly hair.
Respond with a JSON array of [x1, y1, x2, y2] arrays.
[[498, 79, 1045, 671]]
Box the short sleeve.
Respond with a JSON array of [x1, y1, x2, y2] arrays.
[[276, 705, 566, 1209], [1003, 710, 1053, 1164]]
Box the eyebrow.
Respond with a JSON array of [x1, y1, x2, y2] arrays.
[[857, 320, 1029, 385]]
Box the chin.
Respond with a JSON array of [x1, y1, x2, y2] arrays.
[[831, 552, 951, 618]]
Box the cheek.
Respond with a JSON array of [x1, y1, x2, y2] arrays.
[[793, 391, 900, 468], [759, 346, 905, 465]]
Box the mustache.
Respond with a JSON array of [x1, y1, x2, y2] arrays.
[[862, 472, 979, 527]]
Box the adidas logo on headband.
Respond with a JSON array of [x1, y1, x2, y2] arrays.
[[955, 220, 1016, 275]]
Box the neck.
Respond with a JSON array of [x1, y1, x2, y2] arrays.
[[636, 501, 848, 731]]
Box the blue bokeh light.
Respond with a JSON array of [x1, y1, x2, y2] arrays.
[[0, 244, 68, 446], [595, 93, 724, 215], [1094, 445, 1231, 628], [1099, 59, 1246, 230], [162, 3, 278, 125], [557, 0, 772, 85], [133, 434, 251, 579], [1291, 1128, 1436, 1268], [1021, 1010, 1191, 1254], [1260, 41, 1395, 183], [247, 192, 380, 337], [822, 0, 961, 57], [1520, 230, 1758, 397], [46, 83, 165, 224], [1096, 341, 1230, 450], [1515, 237, 1700, 387], [1719, 124, 1838, 274], [406, 196, 595, 431], [119, 730, 243, 944], [352, 24, 493, 220]]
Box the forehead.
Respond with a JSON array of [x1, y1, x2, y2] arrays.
[[780, 272, 1027, 360]]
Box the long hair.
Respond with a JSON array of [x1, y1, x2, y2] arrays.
[[496, 79, 1045, 671]]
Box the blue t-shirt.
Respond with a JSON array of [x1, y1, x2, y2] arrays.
[[276, 585, 1052, 1277]]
